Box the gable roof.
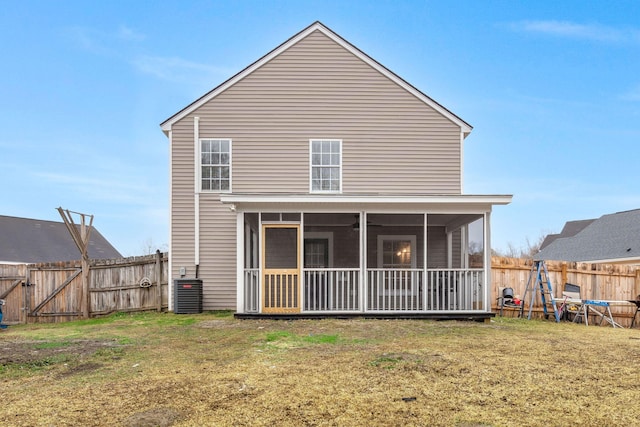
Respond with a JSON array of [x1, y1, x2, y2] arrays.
[[0, 215, 122, 264], [534, 209, 640, 264], [539, 218, 595, 250], [160, 21, 472, 136]]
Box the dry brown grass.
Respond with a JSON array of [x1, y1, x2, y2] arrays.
[[1, 312, 639, 426]]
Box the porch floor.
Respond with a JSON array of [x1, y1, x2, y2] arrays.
[[234, 312, 495, 322]]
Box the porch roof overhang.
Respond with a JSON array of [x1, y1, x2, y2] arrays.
[[220, 193, 512, 213]]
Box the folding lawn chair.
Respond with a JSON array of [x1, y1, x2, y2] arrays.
[[556, 283, 583, 322]]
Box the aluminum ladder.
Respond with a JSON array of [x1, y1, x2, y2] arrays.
[[521, 260, 560, 322]]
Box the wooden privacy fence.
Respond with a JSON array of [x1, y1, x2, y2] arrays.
[[491, 256, 640, 327], [0, 251, 168, 324]]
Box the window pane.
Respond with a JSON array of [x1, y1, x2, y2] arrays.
[[211, 140, 220, 152], [220, 179, 230, 190], [310, 140, 340, 192], [220, 153, 229, 165], [202, 179, 210, 190], [220, 140, 229, 152], [212, 153, 220, 165], [202, 166, 210, 178], [202, 153, 211, 164], [221, 166, 229, 179], [212, 167, 220, 178], [201, 140, 210, 152]]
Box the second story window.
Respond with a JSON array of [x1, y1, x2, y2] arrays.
[[310, 139, 341, 193], [201, 139, 231, 191]]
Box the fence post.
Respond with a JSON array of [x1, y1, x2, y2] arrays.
[[156, 250, 163, 312]]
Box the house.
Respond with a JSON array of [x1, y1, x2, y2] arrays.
[[161, 22, 512, 318], [539, 219, 595, 251], [535, 209, 640, 264], [0, 215, 122, 264]]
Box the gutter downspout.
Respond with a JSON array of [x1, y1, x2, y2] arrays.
[[194, 117, 200, 277]]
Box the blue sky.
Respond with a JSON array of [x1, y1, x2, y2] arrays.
[[2, 1, 639, 256]]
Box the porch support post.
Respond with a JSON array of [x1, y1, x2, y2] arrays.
[[447, 232, 453, 268], [423, 213, 428, 312], [300, 212, 304, 312], [461, 225, 468, 269], [258, 213, 263, 314], [360, 211, 366, 312], [236, 211, 244, 313], [484, 211, 492, 312]]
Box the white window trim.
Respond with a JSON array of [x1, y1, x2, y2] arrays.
[[304, 231, 334, 268], [309, 139, 342, 194], [199, 138, 232, 193], [377, 235, 417, 269], [377, 234, 418, 297]]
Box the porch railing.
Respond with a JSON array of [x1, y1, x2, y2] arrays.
[[303, 269, 359, 312], [244, 268, 260, 313], [426, 269, 484, 311], [367, 269, 424, 311], [243, 267, 484, 313]]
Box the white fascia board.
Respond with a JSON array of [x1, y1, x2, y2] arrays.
[[220, 194, 512, 207], [160, 23, 324, 134], [0, 260, 26, 265], [578, 256, 640, 265], [160, 22, 472, 136], [317, 27, 473, 135]]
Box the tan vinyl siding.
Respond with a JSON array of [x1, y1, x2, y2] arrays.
[[170, 119, 196, 280], [171, 120, 237, 309], [198, 195, 236, 309], [169, 29, 466, 309], [191, 30, 462, 195]]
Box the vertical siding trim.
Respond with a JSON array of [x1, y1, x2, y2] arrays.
[[236, 211, 244, 312], [168, 129, 174, 311], [194, 117, 200, 267], [459, 131, 464, 193]]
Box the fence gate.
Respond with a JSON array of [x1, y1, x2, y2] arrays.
[[0, 264, 26, 324], [28, 266, 83, 322]]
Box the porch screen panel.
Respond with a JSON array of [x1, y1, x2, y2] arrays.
[[265, 228, 297, 269], [263, 226, 300, 313]]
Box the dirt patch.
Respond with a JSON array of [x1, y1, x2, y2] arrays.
[[57, 362, 104, 378], [0, 339, 120, 366], [122, 407, 184, 427]]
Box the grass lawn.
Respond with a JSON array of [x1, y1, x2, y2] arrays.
[[1, 312, 639, 426]]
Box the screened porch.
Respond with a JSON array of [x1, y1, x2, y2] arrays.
[[239, 212, 488, 315]]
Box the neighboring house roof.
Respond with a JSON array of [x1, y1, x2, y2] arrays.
[[160, 21, 473, 137], [539, 219, 595, 250], [0, 215, 122, 264], [534, 209, 640, 264]]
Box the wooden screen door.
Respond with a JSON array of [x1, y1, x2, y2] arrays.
[[262, 224, 301, 313]]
